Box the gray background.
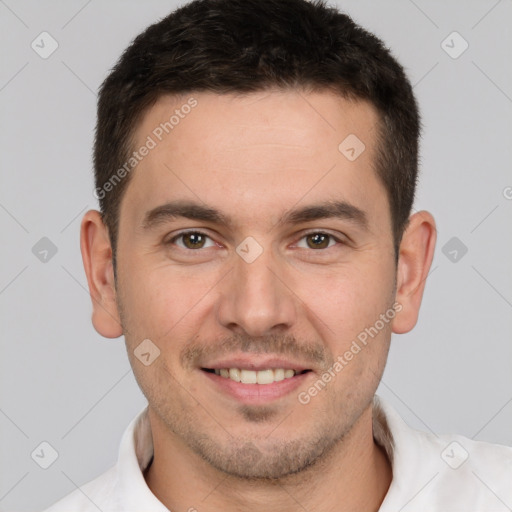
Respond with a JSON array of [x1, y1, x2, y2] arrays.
[[1, 0, 511, 510]]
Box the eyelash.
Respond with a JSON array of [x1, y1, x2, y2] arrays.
[[166, 230, 346, 251]]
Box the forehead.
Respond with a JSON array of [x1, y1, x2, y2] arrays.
[[123, 90, 387, 230], [135, 90, 378, 161]]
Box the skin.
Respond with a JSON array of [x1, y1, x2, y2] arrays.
[[81, 90, 436, 512]]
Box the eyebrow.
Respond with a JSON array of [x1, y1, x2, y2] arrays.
[[142, 201, 230, 229], [279, 200, 368, 229], [142, 199, 368, 231]]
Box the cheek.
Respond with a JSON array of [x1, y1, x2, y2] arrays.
[[294, 259, 395, 348], [297, 264, 394, 411], [117, 257, 220, 341]]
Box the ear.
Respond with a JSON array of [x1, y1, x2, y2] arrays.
[[392, 210, 437, 334], [80, 210, 123, 338]]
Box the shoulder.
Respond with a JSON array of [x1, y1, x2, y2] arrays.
[[375, 396, 512, 511], [412, 432, 512, 512], [420, 430, 512, 504]]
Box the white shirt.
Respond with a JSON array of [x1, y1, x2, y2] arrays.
[[42, 396, 512, 511]]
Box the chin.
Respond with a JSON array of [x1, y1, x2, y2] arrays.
[[190, 430, 341, 481]]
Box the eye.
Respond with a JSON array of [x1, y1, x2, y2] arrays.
[[169, 231, 216, 250], [296, 232, 341, 250]]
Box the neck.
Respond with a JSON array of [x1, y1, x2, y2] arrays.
[[144, 404, 392, 512]]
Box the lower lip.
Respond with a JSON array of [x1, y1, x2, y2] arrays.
[[201, 370, 311, 404]]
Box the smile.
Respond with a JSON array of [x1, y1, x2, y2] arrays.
[[204, 368, 309, 384]]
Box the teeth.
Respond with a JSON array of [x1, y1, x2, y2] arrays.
[[274, 368, 285, 382], [214, 368, 299, 384], [240, 369, 258, 384], [257, 369, 274, 385], [229, 368, 241, 382], [284, 369, 294, 379]]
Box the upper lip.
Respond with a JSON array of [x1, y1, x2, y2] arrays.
[[201, 356, 312, 372]]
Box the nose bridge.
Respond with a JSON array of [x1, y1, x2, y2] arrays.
[[216, 243, 296, 336]]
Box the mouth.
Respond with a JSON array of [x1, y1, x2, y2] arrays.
[[199, 359, 313, 404], [202, 367, 311, 384]]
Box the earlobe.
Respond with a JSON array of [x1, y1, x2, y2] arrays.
[[80, 210, 123, 338], [392, 211, 437, 334]]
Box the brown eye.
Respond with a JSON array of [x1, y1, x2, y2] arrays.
[[172, 231, 214, 249], [305, 233, 333, 249], [183, 232, 205, 249]]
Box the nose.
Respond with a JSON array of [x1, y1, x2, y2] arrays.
[[215, 246, 297, 338]]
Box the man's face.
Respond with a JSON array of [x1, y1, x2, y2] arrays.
[[115, 90, 397, 478]]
